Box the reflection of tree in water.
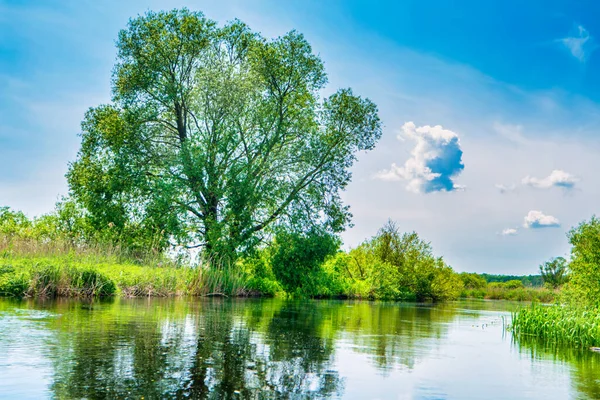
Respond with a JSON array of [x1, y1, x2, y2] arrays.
[[43, 298, 343, 399], [333, 301, 457, 372], [177, 300, 343, 399], [262, 301, 343, 398], [514, 336, 600, 399], [48, 298, 196, 399], [41, 298, 461, 399]]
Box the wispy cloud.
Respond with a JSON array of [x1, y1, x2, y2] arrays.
[[523, 210, 560, 229], [558, 25, 597, 62], [493, 122, 530, 145], [495, 183, 516, 194], [501, 228, 518, 236], [522, 170, 578, 190], [374, 122, 465, 193]]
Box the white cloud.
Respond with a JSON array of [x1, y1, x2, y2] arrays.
[[523, 210, 560, 229], [558, 25, 596, 62], [501, 228, 518, 236], [495, 183, 516, 193], [374, 122, 464, 193], [522, 169, 578, 190]]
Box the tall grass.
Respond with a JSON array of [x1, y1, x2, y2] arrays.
[[0, 237, 248, 298], [461, 287, 557, 302], [512, 304, 600, 348], [0, 235, 170, 267], [0, 257, 249, 298]]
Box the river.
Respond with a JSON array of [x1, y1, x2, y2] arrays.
[[0, 298, 598, 399]]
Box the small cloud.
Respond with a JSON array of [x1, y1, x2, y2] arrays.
[[374, 163, 403, 182], [374, 122, 464, 193], [522, 170, 578, 190], [523, 210, 560, 229], [501, 228, 518, 236], [558, 25, 597, 62], [495, 183, 516, 194]]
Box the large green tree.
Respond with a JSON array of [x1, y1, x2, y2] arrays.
[[67, 9, 382, 260]]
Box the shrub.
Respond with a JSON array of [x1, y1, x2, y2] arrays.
[[459, 272, 487, 289], [270, 230, 339, 297], [564, 217, 600, 307], [504, 280, 524, 290]]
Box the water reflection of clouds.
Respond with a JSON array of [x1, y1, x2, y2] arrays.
[[0, 298, 591, 399]]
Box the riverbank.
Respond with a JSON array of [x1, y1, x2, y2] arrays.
[[1, 254, 560, 302], [0, 255, 248, 298]]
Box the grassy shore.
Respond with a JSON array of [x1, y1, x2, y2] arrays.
[[461, 286, 557, 302], [0, 254, 248, 298], [512, 304, 600, 348]]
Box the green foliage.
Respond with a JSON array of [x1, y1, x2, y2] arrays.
[[0, 207, 32, 238], [270, 230, 340, 297], [458, 274, 557, 302], [338, 221, 463, 301], [67, 8, 382, 261], [539, 257, 569, 288], [473, 286, 555, 302], [512, 216, 600, 348], [459, 272, 487, 289], [240, 251, 282, 296], [480, 273, 544, 287], [564, 217, 600, 307], [503, 279, 524, 289], [512, 304, 600, 348], [0, 254, 248, 298]]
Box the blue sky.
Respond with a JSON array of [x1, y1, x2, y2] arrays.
[[2, 0, 600, 274]]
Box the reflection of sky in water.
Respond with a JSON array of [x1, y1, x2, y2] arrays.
[[335, 312, 571, 399], [0, 309, 59, 400], [0, 299, 595, 399]]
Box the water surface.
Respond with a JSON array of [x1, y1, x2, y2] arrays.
[[0, 298, 598, 399]]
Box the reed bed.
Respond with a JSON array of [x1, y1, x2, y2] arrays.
[[0, 237, 249, 298], [0, 257, 249, 298], [511, 303, 600, 348], [461, 287, 557, 302]]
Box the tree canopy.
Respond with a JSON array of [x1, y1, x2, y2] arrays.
[[67, 9, 381, 260], [539, 257, 568, 289], [565, 217, 600, 306]]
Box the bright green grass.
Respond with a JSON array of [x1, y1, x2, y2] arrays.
[[461, 287, 557, 302], [0, 255, 248, 298], [512, 303, 600, 348]]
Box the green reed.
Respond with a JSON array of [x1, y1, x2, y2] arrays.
[[512, 303, 600, 348], [0, 256, 248, 299]]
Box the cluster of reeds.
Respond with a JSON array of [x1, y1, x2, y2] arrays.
[[461, 287, 557, 302], [511, 303, 600, 348], [0, 236, 249, 298]]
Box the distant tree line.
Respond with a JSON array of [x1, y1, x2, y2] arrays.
[[479, 273, 544, 287]]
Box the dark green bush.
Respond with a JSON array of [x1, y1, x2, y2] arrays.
[[271, 230, 339, 297]]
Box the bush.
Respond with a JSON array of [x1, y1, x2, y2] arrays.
[[459, 272, 487, 289], [270, 230, 339, 297], [328, 221, 463, 301], [504, 279, 524, 290], [564, 217, 600, 307]]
